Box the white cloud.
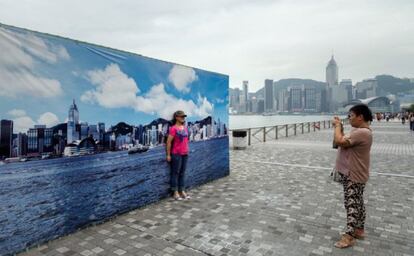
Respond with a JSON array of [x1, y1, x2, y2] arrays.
[[134, 83, 198, 119], [0, 69, 63, 98], [9, 110, 60, 132], [81, 63, 213, 119], [168, 65, 198, 93], [7, 109, 27, 117], [0, 26, 67, 98], [3, 27, 70, 64], [136, 83, 213, 119], [13, 116, 36, 133], [37, 112, 59, 127], [194, 94, 214, 117], [81, 63, 140, 108]]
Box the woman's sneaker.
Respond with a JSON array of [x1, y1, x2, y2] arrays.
[[180, 192, 191, 200], [173, 192, 182, 201]]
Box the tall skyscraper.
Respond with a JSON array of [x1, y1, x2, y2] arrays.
[[243, 81, 249, 112], [15, 133, 28, 157], [151, 125, 157, 145], [0, 120, 13, 159], [67, 100, 80, 143], [278, 90, 289, 112], [264, 79, 274, 112], [289, 87, 303, 112], [98, 122, 105, 142], [326, 55, 338, 111], [326, 55, 338, 87], [229, 88, 241, 113]]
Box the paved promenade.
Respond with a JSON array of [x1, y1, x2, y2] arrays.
[[19, 121, 414, 256]]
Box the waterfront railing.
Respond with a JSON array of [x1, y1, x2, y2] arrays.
[[229, 118, 349, 146]]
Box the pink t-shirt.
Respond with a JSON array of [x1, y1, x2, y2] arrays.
[[169, 125, 189, 155]]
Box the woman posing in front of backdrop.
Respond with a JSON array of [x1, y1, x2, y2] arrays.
[[166, 110, 191, 201]]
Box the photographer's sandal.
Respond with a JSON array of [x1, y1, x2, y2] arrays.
[[334, 234, 355, 248]]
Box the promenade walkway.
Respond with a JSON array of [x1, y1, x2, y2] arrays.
[[19, 121, 414, 256]]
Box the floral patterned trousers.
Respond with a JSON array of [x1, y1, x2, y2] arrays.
[[341, 174, 366, 235]]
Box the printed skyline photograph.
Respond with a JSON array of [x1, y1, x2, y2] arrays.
[[0, 22, 229, 256]]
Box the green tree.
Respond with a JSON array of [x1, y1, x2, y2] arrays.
[[409, 104, 414, 112]]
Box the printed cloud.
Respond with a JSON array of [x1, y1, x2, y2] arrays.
[[81, 63, 212, 119], [0, 27, 67, 98], [81, 63, 140, 108], [8, 109, 60, 133], [37, 112, 59, 127], [168, 65, 198, 93], [7, 109, 27, 118]]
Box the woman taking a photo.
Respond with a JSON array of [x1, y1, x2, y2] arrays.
[[166, 110, 191, 200]]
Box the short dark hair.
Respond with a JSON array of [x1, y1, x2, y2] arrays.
[[349, 104, 373, 122]]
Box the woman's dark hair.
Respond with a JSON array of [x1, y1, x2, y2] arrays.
[[349, 104, 373, 122], [171, 113, 177, 125]]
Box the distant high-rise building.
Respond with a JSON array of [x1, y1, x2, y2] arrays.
[[326, 55, 338, 111], [304, 88, 317, 112], [250, 96, 263, 114], [320, 86, 330, 112], [15, 133, 28, 157], [315, 89, 322, 112], [80, 122, 89, 140], [264, 79, 274, 112], [243, 81, 249, 112], [257, 99, 265, 113], [98, 122, 105, 142], [352, 85, 357, 100], [278, 90, 289, 112], [355, 79, 378, 99], [88, 124, 99, 140], [289, 87, 303, 112], [67, 99, 80, 143], [151, 125, 157, 145], [27, 125, 53, 156], [339, 79, 353, 103], [0, 120, 13, 159], [332, 78, 349, 105], [326, 55, 338, 87], [206, 124, 212, 138], [230, 88, 241, 108]]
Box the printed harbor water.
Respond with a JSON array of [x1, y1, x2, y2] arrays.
[[0, 137, 229, 255]]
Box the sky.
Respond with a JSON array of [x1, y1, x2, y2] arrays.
[[0, 0, 413, 92], [0, 25, 228, 133]]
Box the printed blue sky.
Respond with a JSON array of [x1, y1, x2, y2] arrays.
[[0, 25, 228, 133]]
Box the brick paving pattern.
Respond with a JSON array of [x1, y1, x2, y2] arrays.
[[19, 121, 414, 256]]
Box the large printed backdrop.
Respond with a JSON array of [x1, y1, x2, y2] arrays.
[[0, 24, 229, 255]]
